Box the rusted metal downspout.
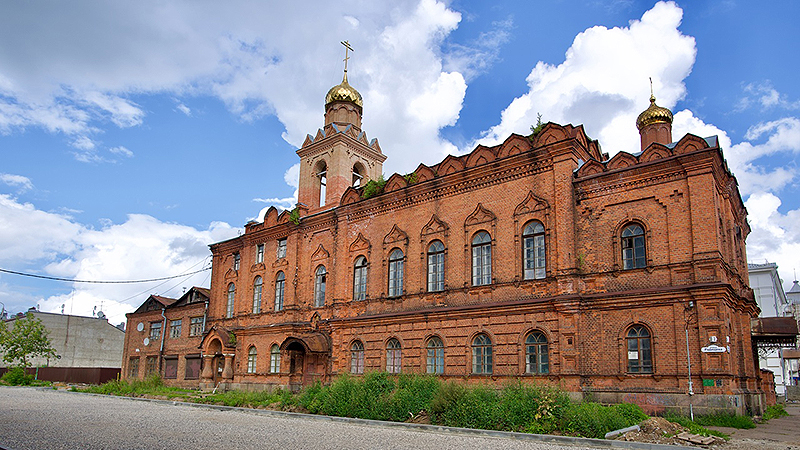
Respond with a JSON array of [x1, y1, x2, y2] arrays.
[[159, 307, 167, 373]]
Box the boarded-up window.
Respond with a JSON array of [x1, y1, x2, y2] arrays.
[[185, 357, 201, 379], [164, 358, 178, 379]]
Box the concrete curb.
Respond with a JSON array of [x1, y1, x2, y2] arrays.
[[58, 389, 701, 450]]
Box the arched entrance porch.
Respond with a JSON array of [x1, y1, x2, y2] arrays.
[[280, 334, 329, 392]]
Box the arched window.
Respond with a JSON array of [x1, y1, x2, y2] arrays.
[[247, 346, 257, 374], [353, 256, 368, 301], [317, 161, 327, 207], [525, 331, 549, 374], [226, 283, 235, 318], [388, 248, 404, 297], [350, 340, 365, 374], [426, 337, 444, 374], [270, 344, 281, 373], [621, 223, 646, 269], [252, 276, 263, 314], [472, 334, 493, 374], [626, 325, 652, 373], [427, 240, 445, 292], [314, 265, 326, 307], [471, 231, 492, 286], [352, 163, 364, 187], [523, 221, 546, 280], [386, 339, 401, 374], [274, 271, 285, 311]]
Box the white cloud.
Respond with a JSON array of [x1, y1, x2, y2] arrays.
[[176, 103, 191, 116], [0, 194, 238, 323], [252, 163, 300, 220], [0, 0, 479, 176], [744, 193, 800, 287], [476, 1, 695, 156], [0, 173, 33, 192], [108, 146, 134, 158], [738, 82, 800, 111]]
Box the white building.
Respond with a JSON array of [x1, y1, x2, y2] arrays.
[[1, 309, 125, 369], [748, 262, 790, 396]]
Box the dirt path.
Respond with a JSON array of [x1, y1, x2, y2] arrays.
[[708, 404, 800, 450]]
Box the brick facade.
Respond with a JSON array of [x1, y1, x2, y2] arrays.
[[123, 76, 763, 415], [123, 288, 208, 388]]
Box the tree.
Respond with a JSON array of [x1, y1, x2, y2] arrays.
[[0, 312, 58, 368]]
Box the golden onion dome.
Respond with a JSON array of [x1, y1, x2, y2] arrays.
[[325, 72, 363, 109], [636, 94, 673, 130]]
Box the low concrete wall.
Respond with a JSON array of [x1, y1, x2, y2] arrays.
[[787, 385, 800, 401], [591, 390, 761, 416]]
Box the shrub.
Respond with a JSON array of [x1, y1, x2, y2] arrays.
[[1, 367, 34, 386], [361, 176, 386, 199], [763, 404, 789, 421], [558, 402, 647, 439]]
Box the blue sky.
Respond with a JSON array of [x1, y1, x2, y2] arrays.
[[1, 1, 799, 323]]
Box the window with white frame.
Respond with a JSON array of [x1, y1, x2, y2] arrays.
[[256, 244, 264, 263], [233, 252, 241, 271], [426, 337, 444, 374], [351, 340, 365, 374], [472, 333, 492, 374], [388, 248, 404, 297], [277, 238, 287, 259], [189, 317, 204, 336], [525, 331, 549, 374], [247, 346, 257, 374], [386, 338, 401, 374], [169, 319, 181, 338], [471, 232, 492, 286], [275, 271, 285, 311], [149, 322, 162, 341], [314, 266, 326, 307], [353, 256, 367, 301], [427, 240, 445, 292], [252, 276, 263, 313], [226, 283, 235, 318], [523, 221, 546, 280], [270, 344, 281, 373]]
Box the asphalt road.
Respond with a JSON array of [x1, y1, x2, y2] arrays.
[[0, 386, 606, 450]]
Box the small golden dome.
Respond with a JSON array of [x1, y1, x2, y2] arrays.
[[636, 95, 673, 130], [325, 73, 363, 109]]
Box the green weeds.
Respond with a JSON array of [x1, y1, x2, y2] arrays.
[[763, 404, 789, 421]]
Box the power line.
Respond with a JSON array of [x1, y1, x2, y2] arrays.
[[0, 266, 210, 284]]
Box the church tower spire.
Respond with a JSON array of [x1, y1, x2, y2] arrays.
[[636, 78, 673, 151], [295, 42, 385, 214]]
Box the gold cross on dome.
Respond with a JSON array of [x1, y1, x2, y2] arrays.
[[341, 40, 353, 73]]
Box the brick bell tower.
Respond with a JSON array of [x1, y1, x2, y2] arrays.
[[296, 41, 386, 214]]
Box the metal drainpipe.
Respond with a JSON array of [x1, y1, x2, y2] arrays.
[[202, 300, 209, 334], [686, 301, 695, 421], [159, 307, 167, 372]]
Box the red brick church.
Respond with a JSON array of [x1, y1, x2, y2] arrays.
[[123, 63, 765, 414]]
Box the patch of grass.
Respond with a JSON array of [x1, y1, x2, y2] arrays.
[[694, 412, 755, 429], [665, 413, 729, 439], [197, 389, 289, 408], [80, 375, 193, 399], [763, 404, 789, 421], [557, 401, 648, 439]]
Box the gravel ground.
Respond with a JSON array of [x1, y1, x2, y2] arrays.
[[0, 386, 615, 450]]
